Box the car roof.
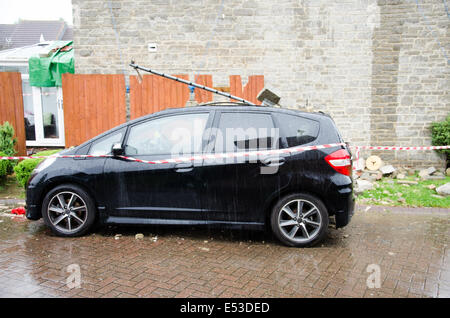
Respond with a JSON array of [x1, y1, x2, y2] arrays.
[[127, 104, 330, 126], [72, 104, 331, 151]]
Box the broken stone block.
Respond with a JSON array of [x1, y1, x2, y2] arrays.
[[419, 167, 436, 178], [446, 168, 450, 177], [380, 165, 396, 175], [426, 176, 445, 180], [396, 173, 406, 179], [397, 180, 418, 185], [436, 183, 450, 196], [356, 179, 373, 193]]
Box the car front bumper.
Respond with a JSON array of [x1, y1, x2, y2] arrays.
[[25, 184, 42, 220]]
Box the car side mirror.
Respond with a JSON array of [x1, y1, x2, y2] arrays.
[[112, 143, 124, 156]]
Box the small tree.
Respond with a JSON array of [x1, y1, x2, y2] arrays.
[[431, 115, 450, 166], [0, 121, 17, 156], [0, 122, 17, 175]]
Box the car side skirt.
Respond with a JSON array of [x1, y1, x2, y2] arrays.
[[105, 216, 265, 230]]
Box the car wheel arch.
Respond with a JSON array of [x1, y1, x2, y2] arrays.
[[38, 179, 98, 218], [263, 188, 331, 226]]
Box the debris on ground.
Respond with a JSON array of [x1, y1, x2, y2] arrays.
[[135, 233, 144, 240], [114, 234, 122, 240], [419, 167, 436, 179], [365, 155, 382, 171], [355, 179, 373, 193], [436, 183, 450, 196], [380, 165, 395, 175], [353, 157, 449, 207], [11, 207, 26, 215], [397, 180, 418, 185]]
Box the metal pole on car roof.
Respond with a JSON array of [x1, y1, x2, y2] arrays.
[[129, 61, 257, 106]]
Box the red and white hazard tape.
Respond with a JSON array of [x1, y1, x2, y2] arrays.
[[352, 145, 450, 151], [0, 143, 346, 164], [0, 154, 109, 160], [1, 144, 449, 165]]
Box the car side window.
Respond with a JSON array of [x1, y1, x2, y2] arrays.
[[214, 112, 277, 153], [89, 128, 125, 156], [276, 113, 319, 147], [125, 113, 209, 156]]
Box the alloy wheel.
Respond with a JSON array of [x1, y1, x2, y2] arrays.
[[47, 191, 88, 234], [277, 199, 322, 243]]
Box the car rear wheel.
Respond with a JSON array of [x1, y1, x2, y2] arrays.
[[270, 193, 329, 247], [42, 184, 96, 237]]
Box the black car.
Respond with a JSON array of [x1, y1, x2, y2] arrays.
[[26, 104, 354, 247]]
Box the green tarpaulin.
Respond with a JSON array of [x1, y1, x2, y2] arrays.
[[28, 41, 74, 87]]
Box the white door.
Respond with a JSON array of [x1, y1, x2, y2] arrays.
[[22, 75, 65, 147]]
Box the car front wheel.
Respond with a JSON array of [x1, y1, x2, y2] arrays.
[[42, 184, 96, 237], [270, 193, 329, 247]]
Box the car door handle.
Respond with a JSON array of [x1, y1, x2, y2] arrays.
[[261, 156, 286, 166], [174, 162, 194, 172]]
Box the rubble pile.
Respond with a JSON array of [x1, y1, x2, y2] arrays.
[[353, 155, 450, 196]]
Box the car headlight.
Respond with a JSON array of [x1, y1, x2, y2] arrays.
[[34, 157, 57, 173]]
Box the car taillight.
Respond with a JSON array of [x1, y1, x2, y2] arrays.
[[325, 149, 352, 176]]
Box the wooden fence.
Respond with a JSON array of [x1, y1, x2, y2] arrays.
[[230, 75, 265, 105], [129, 74, 190, 120], [0, 72, 264, 152], [0, 72, 26, 155], [61, 73, 126, 147]]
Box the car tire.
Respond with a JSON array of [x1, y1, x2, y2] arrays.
[[41, 184, 96, 237], [270, 193, 329, 247]]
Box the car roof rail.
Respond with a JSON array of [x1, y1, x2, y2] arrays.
[[197, 101, 258, 107]]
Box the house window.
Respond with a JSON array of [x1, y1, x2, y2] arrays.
[[41, 87, 60, 139], [21, 74, 65, 147], [0, 62, 65, 147]]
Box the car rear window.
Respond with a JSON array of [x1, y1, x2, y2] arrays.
[[276, 113, 319, 147]]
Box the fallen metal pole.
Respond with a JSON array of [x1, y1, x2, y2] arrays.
[[129, 62, 256, 106]]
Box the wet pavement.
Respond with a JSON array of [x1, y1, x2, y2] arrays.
[[0, 203, 449, 298]]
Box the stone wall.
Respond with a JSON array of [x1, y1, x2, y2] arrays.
[[72, 0, 449, 168]]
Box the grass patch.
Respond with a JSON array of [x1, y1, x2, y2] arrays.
[[357, 174, 450, 208]]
